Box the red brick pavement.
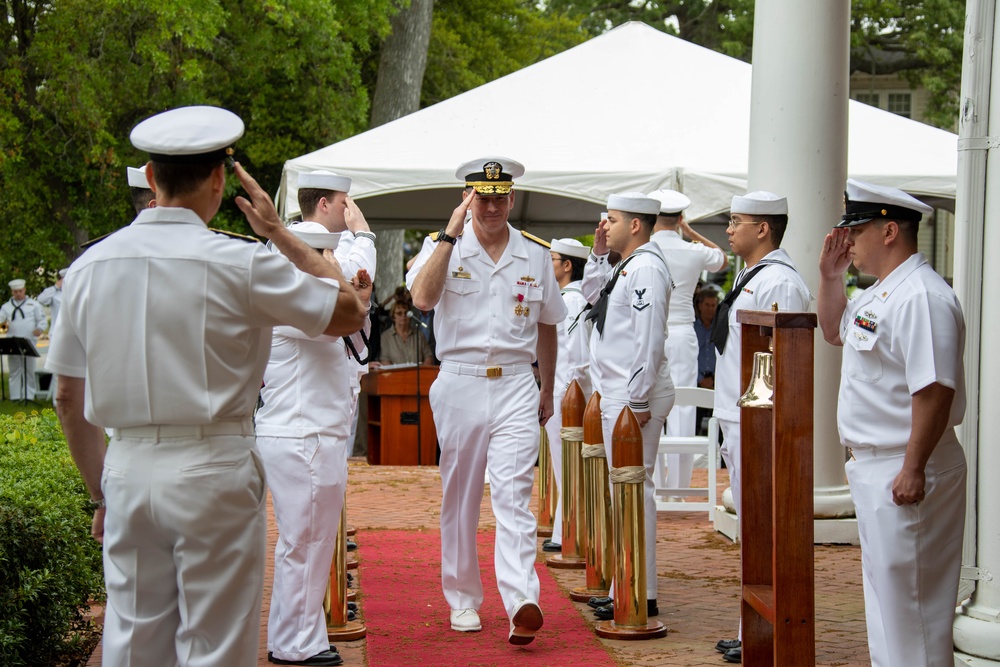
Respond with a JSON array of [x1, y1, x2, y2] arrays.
[[88, 459, 870, 666]]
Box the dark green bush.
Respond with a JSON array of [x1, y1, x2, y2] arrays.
[[0, 410, 105, 667]]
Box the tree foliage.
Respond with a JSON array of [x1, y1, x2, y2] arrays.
[[541, 0, 964, 129], [1, 0, 395, 293]]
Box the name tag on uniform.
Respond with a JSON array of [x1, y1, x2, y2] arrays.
[[451, 265, 472, 279]]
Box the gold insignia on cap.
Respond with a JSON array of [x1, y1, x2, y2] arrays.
[[881, 209, 888, 215], [484, 162, 502, 180]]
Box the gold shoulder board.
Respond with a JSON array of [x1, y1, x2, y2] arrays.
[[210, 228, 262, 243], [80, 230, 120, 250], [520, 230, 550, 248], [429, 231, 441, 241]]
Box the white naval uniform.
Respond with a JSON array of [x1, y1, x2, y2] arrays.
[[650, 230, 727, 490], [37, 284, 63, 398], [0, 296, 47, 400], [543, 280, 592, 543], [256, 322, 352, 663], [406, 224, 567, 620], [585, 243, 674, 600], [46, 206, 339, 667], [838, 252, 966, 667], [580, 252, 613, 395], [334, 230, 377, 453], [713, 248, 811, 521]]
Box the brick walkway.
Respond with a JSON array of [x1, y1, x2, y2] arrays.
[[88, 459, 871, 666]]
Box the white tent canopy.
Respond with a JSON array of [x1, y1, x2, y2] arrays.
[[278, 21, 957, 236]]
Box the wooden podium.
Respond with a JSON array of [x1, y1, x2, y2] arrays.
[[737, 309, 816, 667], [361, 365, 439, 466]]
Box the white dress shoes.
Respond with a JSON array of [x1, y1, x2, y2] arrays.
[[508, 599, 544, 645], [450, 608, 482, 632]]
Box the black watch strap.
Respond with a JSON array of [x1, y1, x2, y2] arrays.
[[436, 229, 457, 245]]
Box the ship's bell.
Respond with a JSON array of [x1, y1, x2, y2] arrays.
[[737, 350, 774, 409]]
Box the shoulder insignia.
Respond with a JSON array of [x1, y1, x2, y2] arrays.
[[80, 229, 124, 250], [209, 228, 262, 244], [520, 230, 550, 248]]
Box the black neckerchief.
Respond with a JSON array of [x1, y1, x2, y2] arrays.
[[709, 259, 792, 354]]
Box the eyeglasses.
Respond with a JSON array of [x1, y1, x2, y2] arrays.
[[727, 218, 761, 231]]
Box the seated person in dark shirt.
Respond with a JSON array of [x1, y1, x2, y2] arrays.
[[693, 288, 720, 389], [375, 301, 433, 366]]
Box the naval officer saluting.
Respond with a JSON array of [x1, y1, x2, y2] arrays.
[[407, 157, 566, 645], [48, 106, 367, 667]]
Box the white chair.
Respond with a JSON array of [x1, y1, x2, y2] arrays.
[[655, 387, 719, 519]]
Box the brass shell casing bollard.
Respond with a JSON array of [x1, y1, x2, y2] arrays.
[[326, 503, 366, 641], [547, 380, 587, 569], [537, 426, 555, 537], [571, 391, 612, 601], [595, 406, 667, 640]]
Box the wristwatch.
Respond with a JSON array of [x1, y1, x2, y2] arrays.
[[87, 498, 106, 510], [435, 229, 457, 245]]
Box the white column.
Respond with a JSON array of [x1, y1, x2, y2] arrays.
[[953, 0, 1000, 662], [746, 0, 857, 534]]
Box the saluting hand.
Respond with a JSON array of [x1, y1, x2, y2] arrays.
[[447, 192, 475, 237], [592, 222, 609, 255], [819, 228, 853, 280], [344, 197, 371, 233], [233, 162, 283, 239]]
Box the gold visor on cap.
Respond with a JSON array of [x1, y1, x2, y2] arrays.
[[466, 181, 514, 195]]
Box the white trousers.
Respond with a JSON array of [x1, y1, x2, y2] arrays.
[[8, 353, 37, 400], [257, 433, 348, 662], [601, 393, 674, 600], [542, 390, 565, 542], [101, 431, 266, 667], [847, 435, 966, 667], [655, 325, 698, 490], [431, 370, 541, 619], [718, 418, 742, 519]]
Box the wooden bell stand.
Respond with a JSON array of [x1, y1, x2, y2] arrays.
[[737, 308, 816, 667]]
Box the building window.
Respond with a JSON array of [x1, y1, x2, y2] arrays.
[[855, 92, 880, 108], [887, 93, 912, 118]]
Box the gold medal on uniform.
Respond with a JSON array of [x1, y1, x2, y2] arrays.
[[515, 292, 525, 317]]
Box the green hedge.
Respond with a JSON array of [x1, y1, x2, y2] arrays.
[[0, 410, 105, 667]]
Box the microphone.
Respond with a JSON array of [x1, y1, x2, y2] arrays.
[[408, 311, 428, 329]]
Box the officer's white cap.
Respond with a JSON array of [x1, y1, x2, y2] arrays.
[[8, 279, 25, 290], [456, 157, 524, 195], [731, 191, 788, 216], [838, 178, 933, 228], [127, 166, 150, 189], [550, 238, 591, 259], [298, 170, 352, 193], [130, 106, 244, 162], [607, 192, 661, 216], [286, 221, 341, 250], [647, 189, 691, 215]]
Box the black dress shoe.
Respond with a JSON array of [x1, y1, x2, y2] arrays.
[[723, 646, 742, 663], [587, 596, 612, 609], [347, 609, 356, 621], [593, 603, 613, 620], [593, 599, 658, 620], [542, 538, 553, 545], [541, 541, 561, 552], [268, 650, 343, 666], [716, 639, 741, 653], [346, 540, 357, 552], [347, 601, 357, 612]]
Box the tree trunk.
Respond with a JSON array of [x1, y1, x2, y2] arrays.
[[370, 0, 434, 303]]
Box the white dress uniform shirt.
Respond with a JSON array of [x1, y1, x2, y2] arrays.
[[1, 295, 48, 400], [37, 284, 63, 327], [587, 241, 674, 600], [838, 252, 966, 667], [545, 280, 592, 543], [255, 322, 352, 663], [46, 206, 339, 667], [406, 223, 567, 622], [713, 248, 810, 524], [651, 230, 728, 490]]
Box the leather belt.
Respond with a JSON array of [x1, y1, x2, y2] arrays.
[[112, 419, 254, 441], [440, 361, 533, 379]]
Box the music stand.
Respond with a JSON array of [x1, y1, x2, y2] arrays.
[[0, 337, 41, 404]]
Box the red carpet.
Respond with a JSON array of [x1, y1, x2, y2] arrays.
[[360, 529, 616, 666]]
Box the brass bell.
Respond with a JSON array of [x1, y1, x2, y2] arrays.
[[737, 350, 774, 409]]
